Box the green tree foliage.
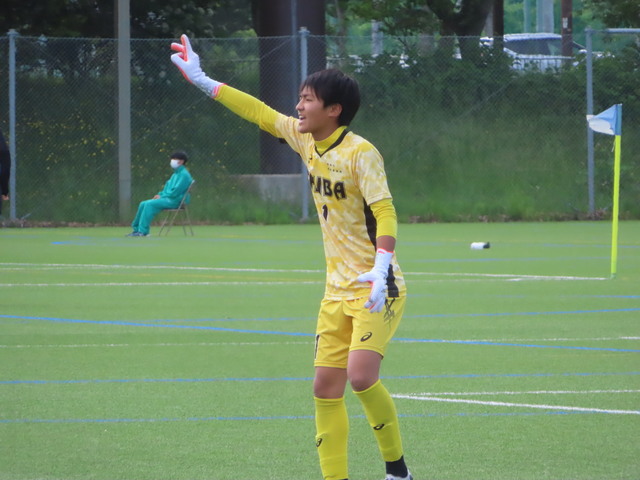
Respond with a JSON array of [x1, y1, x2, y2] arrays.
[[343, 0, 440, 36], [335, 0, 493, 62], [425, 0, 493, 36], [0, 0, 253, 38], [583, 0, 640, 28]]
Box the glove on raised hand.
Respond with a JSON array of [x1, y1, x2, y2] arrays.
[[357, 248, 393, 313], [170, 34, 223, 98]]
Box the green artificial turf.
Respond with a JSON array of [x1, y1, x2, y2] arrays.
[[1, 221, 638, 479]]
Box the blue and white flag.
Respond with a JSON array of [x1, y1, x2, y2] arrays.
[[587, 104, 622, 136]]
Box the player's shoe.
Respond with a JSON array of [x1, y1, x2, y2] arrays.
[[130, 232, 148, 237], [385, 473, 412, 480], [125, 231, 137, 236]]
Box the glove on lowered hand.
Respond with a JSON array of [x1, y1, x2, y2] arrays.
[[357, 248, 393, 313]]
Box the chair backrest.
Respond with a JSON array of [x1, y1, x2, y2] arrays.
[[177, 180, 195, 209]]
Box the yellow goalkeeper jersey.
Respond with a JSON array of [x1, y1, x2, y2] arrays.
[[217, 86, 406, 300]]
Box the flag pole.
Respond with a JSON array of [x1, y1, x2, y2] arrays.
[[586, 103, 622, 279], [610, 133, 621, 279]]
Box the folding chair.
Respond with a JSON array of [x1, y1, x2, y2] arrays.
[[158, 180, 195, 236]]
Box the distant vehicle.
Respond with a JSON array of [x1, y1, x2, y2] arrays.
[[481, 33, 588, 71], [326, 53, 413, 72]]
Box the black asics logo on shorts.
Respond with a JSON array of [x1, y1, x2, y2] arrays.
[[360, 331, 372, 342], [373, 423, 385, 430], [316, 438, 323, 447]]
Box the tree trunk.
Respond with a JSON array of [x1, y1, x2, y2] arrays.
[[427, 0, 493, 63], [252, 0, 326, 174]]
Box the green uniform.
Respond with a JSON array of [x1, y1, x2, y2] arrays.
[[131, 165, 192, 235]]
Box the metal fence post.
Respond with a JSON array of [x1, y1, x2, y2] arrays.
[[585, 27, 595, 215], [299, 26, 309, 222], [117, 0, 131, 222]]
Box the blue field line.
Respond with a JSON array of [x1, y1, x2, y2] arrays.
[[143, 316, 313, 324], [3, 371, 638, 386], [394, 337, 640, 352], [410, 307, 640, 319], [586, 295, 640, 299], [1, 313, 639, 353], [0, 410, 599, 425], [3, 305, 640, 324], [1, 376, 314, 385], [0, 314, 313, 338]]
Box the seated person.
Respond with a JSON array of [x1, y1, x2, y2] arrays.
[[0, 129, 10, 216], [127, 151, 193, 237]]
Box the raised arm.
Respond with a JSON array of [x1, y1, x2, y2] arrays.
[[170, 34, 280, 137]]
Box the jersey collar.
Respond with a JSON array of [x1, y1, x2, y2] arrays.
[[315, 126, 348, 157]]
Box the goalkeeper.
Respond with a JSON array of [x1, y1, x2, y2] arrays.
[[171, 35, 412, 480]]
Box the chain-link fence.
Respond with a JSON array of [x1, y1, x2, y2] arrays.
[[1, 29, 638, 226]]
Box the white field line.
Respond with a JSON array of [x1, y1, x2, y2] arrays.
[[0, 262, 322, 273], [393, 393, 640, 415], [0, 281, 322, 287], [407, 271, 608, 281], [404, 389, 640, 396], [399, 336, 640, 343], [0, 262, 607, 282], [0, 341, 311, 349]]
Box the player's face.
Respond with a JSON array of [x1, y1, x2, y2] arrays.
[[296, 87, 341, 141]]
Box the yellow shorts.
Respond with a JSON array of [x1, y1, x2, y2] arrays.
[[313, 296, 406, 368]]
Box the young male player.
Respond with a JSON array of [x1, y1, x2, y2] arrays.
[[171, 35, 412, 480]]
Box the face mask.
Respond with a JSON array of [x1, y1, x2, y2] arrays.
[[170, 159, 181, 169]]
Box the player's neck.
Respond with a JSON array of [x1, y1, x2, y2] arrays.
[[311, 121, 342, 142], [315, 126, 348, 155]]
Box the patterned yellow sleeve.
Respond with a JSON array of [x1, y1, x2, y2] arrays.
[[369, 197, 397, 238], [215, 85, 281, 137]]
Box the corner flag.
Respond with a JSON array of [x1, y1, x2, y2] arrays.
[[586, 104, 622, 136], [587, 104, 622, 279]]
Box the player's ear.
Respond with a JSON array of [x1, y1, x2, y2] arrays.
[[327, 103, 342, 119]]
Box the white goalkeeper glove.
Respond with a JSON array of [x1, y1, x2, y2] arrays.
[[357, 248, 393, 313], [170, 34, 223, 98]]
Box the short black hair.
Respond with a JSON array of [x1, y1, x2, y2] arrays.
[[300, 69, 360, 126], [170, 151, 188, 164]]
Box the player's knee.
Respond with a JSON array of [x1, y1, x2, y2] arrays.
[[313, 369, 347, 398], [313, 380, 339, 398], [348, 372, 377, 392]]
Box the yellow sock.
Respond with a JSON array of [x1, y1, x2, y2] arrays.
[[314, 396, 349, 480], [354, 379, 404, 462]]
